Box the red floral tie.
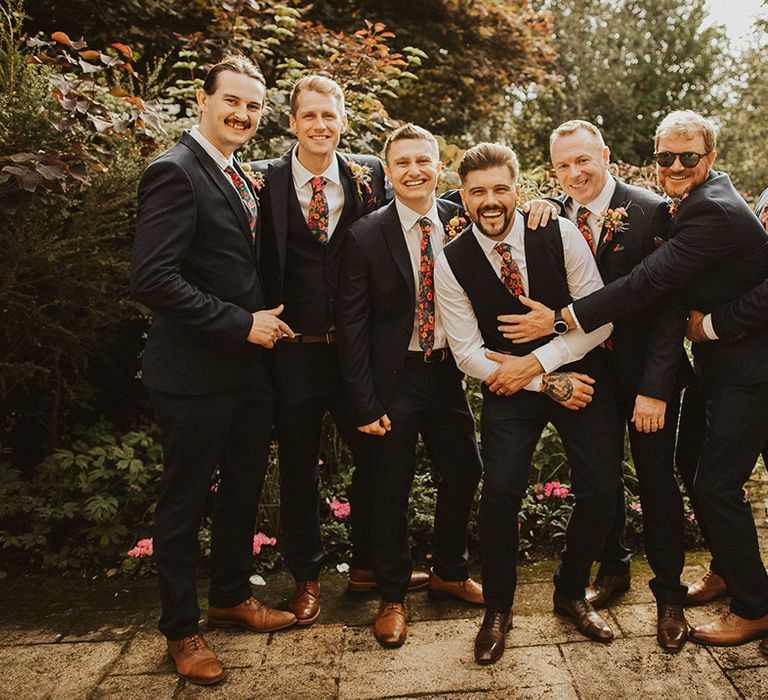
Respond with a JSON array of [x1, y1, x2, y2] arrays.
[[307, 176, 330, 244], [417, 217, 435, 353], [494, 242, 525, 296], [224, 165, 258, 240], [576, 206, 596, 254]]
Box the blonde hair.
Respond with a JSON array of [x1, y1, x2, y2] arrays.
[[655, 111, 716, 152], [550, 120, 606, 149], [383, 123, 439, 162], [290, 74, 345, 116]]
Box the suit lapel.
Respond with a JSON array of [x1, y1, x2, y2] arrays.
[[336, 152, 361, 230], [181, 132, 254, 253], [596, 177, 627, 261], [267, 149, 293, 277], [381, 201, 415, 302]]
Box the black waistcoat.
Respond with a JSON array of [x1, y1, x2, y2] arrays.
[[444, 216, 597, 372], [281, 186, 347, 335]]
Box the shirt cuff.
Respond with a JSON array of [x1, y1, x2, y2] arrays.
[[702, 313, 719, 341], [523, 374, 544, 392], [567, 303, 582, 330], [531, 345, 559, 374]]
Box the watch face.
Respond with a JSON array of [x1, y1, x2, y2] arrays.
[[554, 320, 568, 334]]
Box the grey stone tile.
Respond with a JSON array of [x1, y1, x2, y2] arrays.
[[0, 641, 123, 699], [561, 637, 740, 699], [725, 665, 768, 700], [93, 673, 180, 698], [706, 641, 768, 670], [261, 623, 344, 668]]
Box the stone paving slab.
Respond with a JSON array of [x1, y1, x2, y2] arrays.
[[724, 666, 768, 700]]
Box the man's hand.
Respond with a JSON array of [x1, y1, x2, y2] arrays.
[[686, 309, 710, 343], [541, 371, 595, 410], [357, 414, 392, 436], [247, 304, 295, 348], [485, 352, 543, 396], [521, 199, 560, 229], [631, 395, 667, 433], [498, 296, 555, 343]]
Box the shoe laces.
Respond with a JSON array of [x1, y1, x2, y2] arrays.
[[659, 604, 680, 619], [702, 570, 718, 584], [184, 634, 205, 652]]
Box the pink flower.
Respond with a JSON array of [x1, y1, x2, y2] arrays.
[[330, 498, 351, 520], [536, 494, 544, 501], [127, 537, 153, 558], [630, 502, 642, 513], [252, 531, 277, 556], [543, 481, 568, 498], [687, 513, 696, 522]]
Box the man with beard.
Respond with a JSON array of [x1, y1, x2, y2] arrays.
[[434, 142, 623, 664], [500, 111, 768, 649], [131, 56, 297, 684]]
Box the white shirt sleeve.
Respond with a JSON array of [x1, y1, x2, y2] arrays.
[[434, 252, 499, 381], [702, 313, 719, 340]]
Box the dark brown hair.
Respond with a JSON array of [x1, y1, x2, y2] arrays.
[[202, 55, 265, 95], [458, 142, 519, 183]]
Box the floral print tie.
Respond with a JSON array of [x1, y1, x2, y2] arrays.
[[417, 217, 435, 353], [576, 206, 596, 254], [307, 176, 330, 244], [224, 165, 258, 240], [494, 242, 525, 296]]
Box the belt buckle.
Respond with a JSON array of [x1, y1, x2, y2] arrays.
[[424, 348, 447, 363], [325, 331, 333, 344]]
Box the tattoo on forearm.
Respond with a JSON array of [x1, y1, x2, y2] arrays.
[[542, 372, 574, 403]]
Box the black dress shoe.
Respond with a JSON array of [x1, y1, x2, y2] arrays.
[[474, 608, 512, 665], [553, 591, 613, 642], [585, 572, 631, 609], [657, 603, 688, 652]]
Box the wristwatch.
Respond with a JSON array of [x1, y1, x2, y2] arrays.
[[553, 309, 569, 335]]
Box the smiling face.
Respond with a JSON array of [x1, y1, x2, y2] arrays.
[[385, 137, 441, 213], [290, 89, 348, 173], [550, 128, 610, 205], [656, 132, 716, 199], [461, 165, 519, 240], [197, 70, 265, 157]]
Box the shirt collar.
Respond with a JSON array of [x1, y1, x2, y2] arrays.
[[576, 174, 616, 216], [291, 148, 341, 188], [189, 125, 233, 171], [473, 210, 525, 255], [395, 198, 441, 233]]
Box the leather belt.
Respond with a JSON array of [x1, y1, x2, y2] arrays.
[[281, 330, 336, 344], [406, 348, 450, 363]]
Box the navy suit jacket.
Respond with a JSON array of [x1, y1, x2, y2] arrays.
[[573, 170, 768, 388], [130, 131, 268, 395], [336, 198, 466, 425]]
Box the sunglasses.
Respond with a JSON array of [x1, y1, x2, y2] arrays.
[[654, 151, 711, 168]]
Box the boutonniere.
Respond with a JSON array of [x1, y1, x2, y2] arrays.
[[240, 163, 265, 193], [444, 210, 468, 240], [599, 206, 628, 244], [347, 159, 374, 202], [668, 192, 689, 217], [760, 207, 768, 228]]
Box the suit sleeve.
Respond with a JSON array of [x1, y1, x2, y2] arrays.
[[636, 297, 688, 401], [573, 199, 732, 332], [709, 277, 768, 338], [335, 230, 387, 425], [130, 159, 252, 350]]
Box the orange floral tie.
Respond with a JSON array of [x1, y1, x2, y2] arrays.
[[307, 176, 329, 244], [417, 217, 435, 353], [576, 206, 596, 254], [494, 242, 524, 296], [224, 165, 258, 240]]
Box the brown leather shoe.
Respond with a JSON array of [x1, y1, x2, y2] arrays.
[[474, 608, 512, 665], [759, 637, 768, 656], [428, 570, 484, 605], [585, 572, 631, 609], [207, 596, 296, 632], [347, 567, 429, 593], [167, 633, 225, 685], [690, 610, 768, 646], [657, 603, 688, 652], [373, 602, 407, 647], [288, 580, 320, 626], [686, 570, 727, 605], [553, 591, 614, 642]]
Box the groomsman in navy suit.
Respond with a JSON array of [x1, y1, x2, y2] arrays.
[[131, 56, 296, 685]]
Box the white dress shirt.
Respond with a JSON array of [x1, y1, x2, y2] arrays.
[[291, 150, 345, 238], [395, 199, 449, 351], [565, 176, 616, 247], [434, 214, 613, 390]]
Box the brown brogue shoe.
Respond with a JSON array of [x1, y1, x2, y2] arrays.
[[690, 610, 768, 646], [288, 580, 320, 626], [585, 572, 631, 609], [428, 570, 484, 606], [759, 637, 768, 656], [167, 633, 225, 685], [553, 591, 614, 642], [657, 603, 688, 652], [474, 608, 512, 665], [347, 568, 430, 593], [207, 596, 296, 632], [373, 602, 408, 647], [686, 570, 727, 605]]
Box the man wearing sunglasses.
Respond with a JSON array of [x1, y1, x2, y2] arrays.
[[496, 110, 768, 649]]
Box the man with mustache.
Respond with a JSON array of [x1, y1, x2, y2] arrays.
[[434, 142, 623, 664], [131, 56, 296, 685], [501, 111, 768, 649]]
